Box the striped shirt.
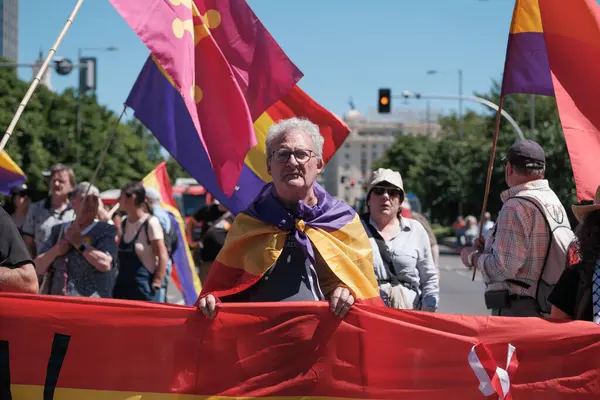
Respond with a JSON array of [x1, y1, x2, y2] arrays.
[[477, 180, 553, 297]]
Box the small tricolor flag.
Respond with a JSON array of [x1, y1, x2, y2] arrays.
[[142, 162, 202, 305]]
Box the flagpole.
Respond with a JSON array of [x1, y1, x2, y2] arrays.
[[472, 97, 505, 282], [0, 0, 86, 154]]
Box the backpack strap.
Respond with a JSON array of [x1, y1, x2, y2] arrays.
[[361, 215, 399, 285]]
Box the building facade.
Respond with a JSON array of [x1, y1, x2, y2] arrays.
[[0, 0, 18, 62], [322, 108, 440, 207]]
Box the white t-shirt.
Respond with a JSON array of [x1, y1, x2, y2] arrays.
[[122, 214, 164, 273]]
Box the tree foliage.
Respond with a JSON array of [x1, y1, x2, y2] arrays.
[[0, 59, 191, 200], [373, 81, 577, 225]]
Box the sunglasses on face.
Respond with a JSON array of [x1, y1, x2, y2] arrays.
[[269, 149, 314, 164], [372, 186, 402, 198], [14, 190, 28, 197]]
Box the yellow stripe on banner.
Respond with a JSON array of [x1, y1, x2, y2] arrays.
[[509, 0, 543, 34], [216, 213, 286, 276], [11, 384, 365, 399], [0, 151, 24, 176], [245, 112, 275, 183]]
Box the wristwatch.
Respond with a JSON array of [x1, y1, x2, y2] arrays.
[[78, 243, 90, 253]]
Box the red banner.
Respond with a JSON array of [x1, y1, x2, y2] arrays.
[[1, 293, 599, 399]]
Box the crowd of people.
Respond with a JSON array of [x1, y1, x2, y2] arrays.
[[0, 117, 597, 326]]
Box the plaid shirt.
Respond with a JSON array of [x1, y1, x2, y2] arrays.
[[477, 180, 554, 297]]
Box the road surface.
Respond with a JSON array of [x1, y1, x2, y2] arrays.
[[437, 245, 489, 316]]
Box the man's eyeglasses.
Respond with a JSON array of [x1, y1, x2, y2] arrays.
[[269, 149, 314, 164], [372, 186, 402, 198]]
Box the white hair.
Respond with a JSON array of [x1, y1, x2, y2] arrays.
[[265, 117, 324, 160], [73, 181, 99, 197]]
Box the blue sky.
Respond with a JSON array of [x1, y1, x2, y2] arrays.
[[17, 0, 516, 121]]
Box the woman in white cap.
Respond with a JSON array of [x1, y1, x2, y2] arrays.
[[361, 168, 439, 311], [549, 186, 600, 323]]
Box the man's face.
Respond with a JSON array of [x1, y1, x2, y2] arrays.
[[267, 130, 323, 199], [50, 170, 73, 197]]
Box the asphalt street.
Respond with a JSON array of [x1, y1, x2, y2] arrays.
[[437, 245, 489, 316]]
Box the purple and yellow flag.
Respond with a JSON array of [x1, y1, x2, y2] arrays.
[[499, 0, 600, 201], [199, 182, 384, 306], [110, 0, 302, 196], [0, 151, 25, 195], [501, 0, 553, 96], [142, 162, 202, 305]]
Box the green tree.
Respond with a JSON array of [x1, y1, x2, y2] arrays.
[[0, 58, 163, 199], [374, 80, 576, 225]]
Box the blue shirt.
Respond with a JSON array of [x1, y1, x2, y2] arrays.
[[152, 205, 172, 234]]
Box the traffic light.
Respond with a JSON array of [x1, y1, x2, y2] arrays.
[[378, 88, 391, 113], [79, 57, 97, 93]]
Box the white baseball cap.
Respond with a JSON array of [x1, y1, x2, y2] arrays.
[[368, 168, 404, 193]]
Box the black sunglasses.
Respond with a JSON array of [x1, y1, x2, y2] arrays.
[[372, 186, 403, 198]]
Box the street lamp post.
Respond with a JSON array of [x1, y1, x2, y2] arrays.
[[76, 46, 118, 166], [427, 69, 464, 138]]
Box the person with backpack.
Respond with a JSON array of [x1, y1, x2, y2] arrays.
[[461, 140, 573, 317], [113, 182, 169, 302], [144, 187, 178, 303]]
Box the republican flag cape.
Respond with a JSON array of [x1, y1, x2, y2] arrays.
[[142, 162, 202, 304], [500, 0, 600, 200], [200, 182, 382, 306]]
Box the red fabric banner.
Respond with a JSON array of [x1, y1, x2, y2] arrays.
[[1, 294, 599, 398]]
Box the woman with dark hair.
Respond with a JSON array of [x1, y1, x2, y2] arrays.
[[549, 187, 600, 323], [112, 182, 169, 302]]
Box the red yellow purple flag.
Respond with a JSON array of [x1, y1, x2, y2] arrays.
[[110, 0, 303, 197], [142, 162, 202, 305], [501, 0, 600, 200], [2, 293, 600, 398], [126, 58, 350, 214]]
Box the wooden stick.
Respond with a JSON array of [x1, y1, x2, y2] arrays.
[[0, 0, 86, 153], [473, 96, 505, 281], [85, 105, 127, 198]]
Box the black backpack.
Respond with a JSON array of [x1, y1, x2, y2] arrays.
[[151, 221, 179, 257]]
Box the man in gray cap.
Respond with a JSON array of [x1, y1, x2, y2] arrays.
[[461, 140, 572, 317]]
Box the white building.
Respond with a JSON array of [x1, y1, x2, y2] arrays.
[[321, 108, 440, 207]]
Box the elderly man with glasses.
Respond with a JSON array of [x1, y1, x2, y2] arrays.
[[197, 117, 383, 318]]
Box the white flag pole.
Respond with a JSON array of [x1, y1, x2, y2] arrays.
[[0, 0, 86, 153]]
